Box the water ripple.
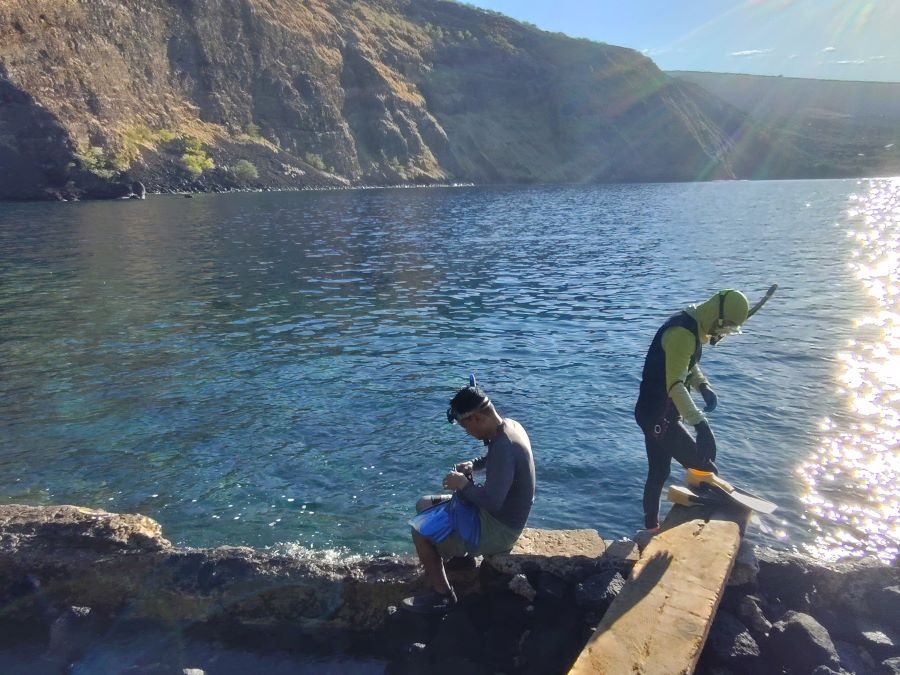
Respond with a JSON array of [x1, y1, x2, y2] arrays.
[[0, 181, 894, 560]]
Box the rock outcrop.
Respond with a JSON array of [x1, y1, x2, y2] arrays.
[[0, 503, 425, 661], [0, 505, 639, 672]]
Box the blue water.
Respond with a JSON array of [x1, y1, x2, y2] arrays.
[[1, 180, 897, 562]]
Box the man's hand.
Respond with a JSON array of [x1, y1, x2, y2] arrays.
[[694, 420, 717, 466], [454, 460, 474, 475], [443, 471, 470, 491], [699, 383, 718, 413]]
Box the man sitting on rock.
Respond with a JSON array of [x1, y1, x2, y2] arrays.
[[402, 379, 536, 614]]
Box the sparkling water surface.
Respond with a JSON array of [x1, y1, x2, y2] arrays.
[[1, 179, 897, 563]]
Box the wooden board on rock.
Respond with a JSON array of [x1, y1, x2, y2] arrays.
[[569, 504, 748, 675]]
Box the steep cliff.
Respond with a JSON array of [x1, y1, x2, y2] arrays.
[[0, 0, 801, 200], [670, 71, 900, 178]]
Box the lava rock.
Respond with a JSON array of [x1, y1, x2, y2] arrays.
[[46, 606, 107, 664], [508, 574, 536, 602], [734, 595, 772, 642], [703, 611, 763, 673], [834, 639, 878, 675], [766, 610, 840, 673], [429, 608, 483, 663], [480, 593, 532, 672], [729, 539, 760, 588], [574, 570, 625, 613], [868, 586, 900, 627], [517, 610, 581, 675], [384, 642, 430, 675], [536, 571, 569, 603], [757, 548, 816, 611], [858, 627, 899, 661], [881, 657, 900, 674]]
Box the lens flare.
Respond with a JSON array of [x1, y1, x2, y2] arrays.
[[800, 178, 900, 564]]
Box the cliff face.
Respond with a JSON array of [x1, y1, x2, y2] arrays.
[[0, 0, 795, 200], [670, 71, 900, 179]]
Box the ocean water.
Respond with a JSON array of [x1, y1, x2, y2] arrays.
[[1, 179, 897, 563]]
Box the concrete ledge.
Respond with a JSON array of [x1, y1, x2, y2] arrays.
[[486, 528, 639, 580]]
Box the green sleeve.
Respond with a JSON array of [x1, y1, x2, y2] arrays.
[[685, 364, 709, 390], [662, 327, 706, 425]]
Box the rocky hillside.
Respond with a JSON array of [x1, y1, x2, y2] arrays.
[[670, 71, 900, 178], [0, 1, 888, 201]]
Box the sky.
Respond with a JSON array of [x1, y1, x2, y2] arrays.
[[463, 0, 900, 82]]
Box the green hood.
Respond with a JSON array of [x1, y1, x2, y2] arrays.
[[686, 290, 750, 343]]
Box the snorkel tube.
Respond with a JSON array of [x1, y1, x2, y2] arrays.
[[747, 284, 778, 319], [446, 373, 490, 424]]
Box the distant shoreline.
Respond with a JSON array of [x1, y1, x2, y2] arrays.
[[8, 174, 900, 206]]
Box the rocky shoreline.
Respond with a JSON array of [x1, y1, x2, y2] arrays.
[[14, 176, 477, 203], [0, 504, 896, 674]]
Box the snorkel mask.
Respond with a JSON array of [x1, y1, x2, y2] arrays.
[[446, 373, 491, 424], [709, 285, 777, 346]]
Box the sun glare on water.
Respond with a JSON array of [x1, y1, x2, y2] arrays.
[[800, 178, 900, 564]]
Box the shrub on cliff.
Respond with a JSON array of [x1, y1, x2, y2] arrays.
[[181, 137, 214, 178], [304, 152, 327, 171], [113, 126, 181, 170], [231, 159, 259, 182], [74, 146, 118, 179]]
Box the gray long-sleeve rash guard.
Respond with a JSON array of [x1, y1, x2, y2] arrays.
[[460, 418, 535, 531]]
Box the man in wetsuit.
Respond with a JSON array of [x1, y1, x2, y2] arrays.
[[402, 383, 536, 614], [634, 289, 750, 533]]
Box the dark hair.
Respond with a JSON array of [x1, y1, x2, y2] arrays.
[[447, 385, 492, 423], [450, 386, 489, 415]]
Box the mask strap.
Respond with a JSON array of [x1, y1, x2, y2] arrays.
[[717, 290, 730, 329]]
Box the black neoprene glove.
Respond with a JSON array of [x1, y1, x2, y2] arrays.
[[694, 420, 717, 466], [699, 384, 718, 413]]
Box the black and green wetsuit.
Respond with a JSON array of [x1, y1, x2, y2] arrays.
[[634, 290, 755, 529], [634, 303, 718, 530]]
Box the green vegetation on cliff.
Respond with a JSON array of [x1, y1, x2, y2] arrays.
[[231, 159, 259, 181]]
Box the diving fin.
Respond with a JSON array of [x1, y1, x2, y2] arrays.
[[685, 469, 778, 514], [667, 485, 728, 508], [686, 468, 735, 493]]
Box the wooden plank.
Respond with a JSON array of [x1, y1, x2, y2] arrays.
[[568, 504, 746, 675]]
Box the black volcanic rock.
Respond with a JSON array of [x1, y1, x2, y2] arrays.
[[766, 611, 841, 673]]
